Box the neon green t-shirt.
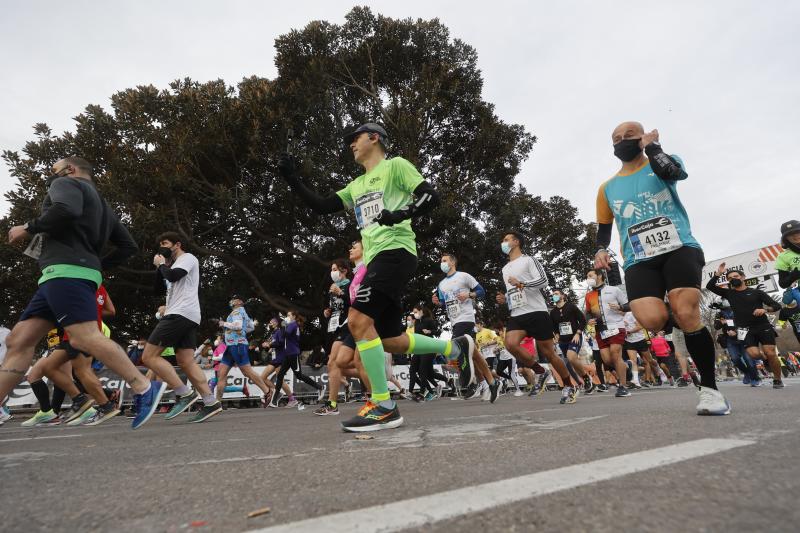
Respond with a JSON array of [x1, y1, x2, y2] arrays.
[[336, 157, 424, 265], [776, 249, 800, 273]]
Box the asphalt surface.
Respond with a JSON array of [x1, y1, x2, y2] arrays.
[[2, 378, 800, 533]]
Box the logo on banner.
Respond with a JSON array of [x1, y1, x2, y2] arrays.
[[747, 261, 767, 276]]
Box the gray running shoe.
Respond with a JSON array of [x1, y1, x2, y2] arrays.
[[165, 392, 200, 420], [188, 402, 223, 423]]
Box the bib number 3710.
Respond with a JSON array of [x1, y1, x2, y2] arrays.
[[628, 216, 682, 260], [355, 192, 385, 229]]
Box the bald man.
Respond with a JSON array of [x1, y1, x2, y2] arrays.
[[594, 123, 730, 416]]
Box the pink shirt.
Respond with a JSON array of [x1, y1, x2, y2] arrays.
[[650, 336, 670, 357], [349, 263, 366, 304]]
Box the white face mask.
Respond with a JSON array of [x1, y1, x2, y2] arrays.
[[440, 262, 450, 274], [586, 278, 597, 288], [214, 339, 221, 347], [331, 270, 340, 282]]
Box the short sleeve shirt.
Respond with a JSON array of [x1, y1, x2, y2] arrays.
[[596, 156, 700, 269], [776, 249, 800, 273], [437, 271, 480, 325], [336, 157, 424, 265], [165, 253, 201, 325]]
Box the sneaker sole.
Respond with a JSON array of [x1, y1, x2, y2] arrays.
[[132, 382, 167, 430], [314, 411, 340, 416], [164, 395, 200, 420], [341, 416, 404, 433], [84, 409, 122, 426], [22, 416, 56, 427], [460, 337, 477, 387], [697, 404, 731, 416], [67, 411, 96, 426], [189, 406, 223, 424], [64, 400, 96, 424]]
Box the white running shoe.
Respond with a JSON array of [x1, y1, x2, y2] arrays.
[[696, 387, 731, 416]]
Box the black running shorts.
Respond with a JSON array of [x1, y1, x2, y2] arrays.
[[624, 246, 705, 301], [743, 326, 777, 348], [506, 311, 554, 341], [623, 340, 650, 353], [148, 314, 198, 350], [351, 248, 418, 340], [452, 321, 475, 338]]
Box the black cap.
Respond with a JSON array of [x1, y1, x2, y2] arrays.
[[343, 123, 388, 146], [781, 220, 800, 240], [229, 294, 242, 301]]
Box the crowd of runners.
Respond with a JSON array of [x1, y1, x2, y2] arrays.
[[2, 120, 800, 433]]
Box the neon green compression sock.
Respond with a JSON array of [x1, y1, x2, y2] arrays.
[[356, 338, 391, 402], [405, 332, 453, 358]]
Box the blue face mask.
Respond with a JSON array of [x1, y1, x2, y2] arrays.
[[501, 242, 512, 255], [551, 294, 561, 303], [440, 262, 451, 274]]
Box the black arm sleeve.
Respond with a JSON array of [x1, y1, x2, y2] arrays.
[[644, 143, 688, 181], [101, 219, 139, 270], [759, 291, 782, 312], [621, 303, 631, 312], [380, 181, 440, 224], [778, 269, 800, 288], [574, 306, 587, 331], [158, 265, 188, 283], [154, 268, 167, 296], [284, 175, 345, 214], [27, 203, 76, 234], [596, 222, 612, 249], [705, 276, 727, 298]]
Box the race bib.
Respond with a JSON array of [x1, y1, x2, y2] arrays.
[[507, 288, 527, 311], [737, 327, 749, 341], [327, 312, 340, 333], [480, 345, 495, 359], [725, 319, 734, 327], [559, 322, 573, 336], [600, 328, 619, 340], [793, 320, 800, 333], [664, 333, 673, 341], [628, 216, 682, 260], [354, 192, 385, 229], [23, 233, 44, 260], [446, 299, 461, 319]]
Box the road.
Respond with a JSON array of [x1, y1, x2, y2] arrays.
[[2, 379, 799, 533]]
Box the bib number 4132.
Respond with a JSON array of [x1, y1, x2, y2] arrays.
[[628, 216, 682, 260]]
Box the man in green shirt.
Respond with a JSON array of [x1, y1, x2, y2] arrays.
[[776, 220, 800, 289], [278, 123, 477, 432]]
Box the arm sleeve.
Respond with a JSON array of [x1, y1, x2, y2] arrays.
[[154, 268, 167, 295], [596, 223, 613, 249], [644, 145, 688, 181], [101, 218, 139, 270], [575, 306, 587, 331], [27, 179, 84, 234], [522, 257, 549, 289], [778, 269, 800, 288], [378, 180, 440, 223], [436, 286, 447, 308], [760, 291, 782, 312], [472, 283, 486, 299], [705, 276, 727, 297], [284, 174, 344, 214], [158, 265, 188, 283]]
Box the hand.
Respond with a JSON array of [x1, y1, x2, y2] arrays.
[[423, 329, 432, 335], [157, 305, 166, 316], [715, 262, 727, 277], [609, 303, 621, 311], [753, 308, 767, 317], [329, 284, 342, 295], [8, 225, 30, 244], [376, 209, 403, 227], [588, 318, 597, 326], [639, 129, 659, 149], [153, 254, 166, 267], [572, 333, 581, 344], [496, 292, 507, 305], [277, 153, 297, 180], [594, 249, 610, 270], [323, 308, 331, 318], [457, 291, 470, 303], [431, 293, 440, 306], [727, 330, 736, 337], [261, 341, 269, 348]]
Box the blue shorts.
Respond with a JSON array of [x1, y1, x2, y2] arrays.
[[20, 278, 98, 327], [220, 344, 251, 367], [558, 333, 583, 356]]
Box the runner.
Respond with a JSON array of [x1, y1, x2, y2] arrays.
[[137, 231, 222, 428], [2, 157, 155, 428], [433, 253, 499, 401], [622, 311, 658, 389], [584, 269, 631, 397], [549, 288, 595, 396], [278, 122, 476, 431], [714, 301, 760, 385], [706, 264, 784, 388], [410, 305, 444, 401], [215, 295, 275, 404], [650, 331, 676, 386], [585, 323, 609, 391], [594, 123, 729, 415], [268, 312, 324, 407], [776, 220, 800, 290], [494, 231, 577, 404]]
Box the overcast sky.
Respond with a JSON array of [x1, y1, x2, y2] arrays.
[[1, 0, 797, 262]]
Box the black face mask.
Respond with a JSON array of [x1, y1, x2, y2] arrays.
[[613, 138, 643, 162], [158, 246, 173, 260], [729, 278, 744, 288]]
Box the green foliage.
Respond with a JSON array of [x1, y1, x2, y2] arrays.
[[1, 7, 595, 342]]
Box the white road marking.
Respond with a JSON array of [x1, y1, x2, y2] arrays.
[[0, 434, 83, 444], [250, 437, 754, 533]]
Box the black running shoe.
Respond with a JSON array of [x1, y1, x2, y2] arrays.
[[489, 380, 500, 404], [341, 401, 404, 433], [451, 335, 476, 388], [677, 377, 689, 387], [615, 386, 631, 397], [188, 401, 223, 423], [773, 380, 785, 389], [596, 384, 609, 392]]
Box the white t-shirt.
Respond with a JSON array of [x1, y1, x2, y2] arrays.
[[590, 284, 628, 330], [437, 271, 480, 325], [0, 326, 9, 364], [501, 255, 549, 317], [624, 312, 645, 342], [165, 253, 201, 324]]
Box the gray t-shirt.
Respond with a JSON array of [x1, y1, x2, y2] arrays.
[[165, 253, 201, 324], [437, 271, 480, 325]]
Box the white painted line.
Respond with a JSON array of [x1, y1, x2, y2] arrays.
[[0, 434, 84, 444], [250, 437, 754, 533]]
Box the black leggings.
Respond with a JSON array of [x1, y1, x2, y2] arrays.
[[593, 351, 606, 384], [271, 354, 320, 404], [409, 355, 425, 393], [419, 354, 446, 393]]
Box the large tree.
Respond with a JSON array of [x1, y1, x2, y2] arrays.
[[1, 7, 595, 343]]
